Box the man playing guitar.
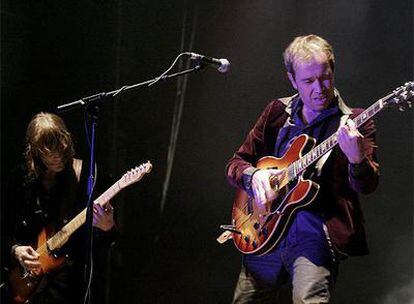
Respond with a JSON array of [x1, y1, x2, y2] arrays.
[[226, 35, 379, 303]]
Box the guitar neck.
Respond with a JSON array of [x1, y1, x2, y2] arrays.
[[37, 181, 122, 254], [288, 94, 392, 179]]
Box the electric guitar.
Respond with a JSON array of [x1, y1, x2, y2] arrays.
[[8, 161, 152, 304], [228, 82, 413, 256]]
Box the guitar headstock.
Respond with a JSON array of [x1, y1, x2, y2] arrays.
[[118, 161, 153, 189], [385, 81, 414, 111]]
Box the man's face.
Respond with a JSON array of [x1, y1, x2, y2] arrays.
[[40, 152, 65, 173], [288, 52, 335, 116]]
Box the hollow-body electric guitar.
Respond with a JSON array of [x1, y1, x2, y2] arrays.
[[8, 161, 152, 304], [228, 82, 413, 256]]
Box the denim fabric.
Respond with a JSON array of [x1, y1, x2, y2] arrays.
[[233, 242, 338, 304], [233, 211, 338, 303], [242, 211, 335, 284]]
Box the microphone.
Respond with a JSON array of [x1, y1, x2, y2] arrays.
[[188, 52, 230, 73]]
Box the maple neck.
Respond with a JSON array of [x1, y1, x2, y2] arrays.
[[37, 181, 122, 254], [287, 95, 389, 180]]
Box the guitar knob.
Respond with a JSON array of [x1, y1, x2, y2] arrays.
[[253, 222, 260, 230], [252, 241, 258, 249], [244, 235, 250, 243], [262, 228, 268, 238]]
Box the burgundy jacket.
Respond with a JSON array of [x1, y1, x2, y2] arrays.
[[225, 94, 379, 256]]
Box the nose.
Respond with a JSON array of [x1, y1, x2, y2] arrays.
[[313, 79, 323, 93]]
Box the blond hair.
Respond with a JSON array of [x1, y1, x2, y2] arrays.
[[283, 34, 335, 76], [25, 112, 74, 178]]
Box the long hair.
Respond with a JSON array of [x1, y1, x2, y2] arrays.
[[24, 112, 74, 178]]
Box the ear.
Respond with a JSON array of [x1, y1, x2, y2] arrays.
[[287, 72, 298, 90]]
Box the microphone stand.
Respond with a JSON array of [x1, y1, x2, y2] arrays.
[[56, 65, 206, 113], [55, 63, 206, 304]]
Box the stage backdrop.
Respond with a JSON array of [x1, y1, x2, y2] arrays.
[[1, 1, 412, 303]]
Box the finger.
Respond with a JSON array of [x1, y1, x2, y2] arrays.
[[27, 247, 40, 258], [346, 128, 363, 141], [340, 125, 350, 136], [267, 168, 283, 176], [265, 189, 276, 202], [24, 260, 41, 268], [347, 119, 356, 130], [93, 212, 110, 226], [251, 176, 262, 200], [93, 212, 101, 223], [252, 182, 259, 201], [95, 204, 113, 213], [103, 205, 114, 213], [347, 119, 365, 138], [258, 190, 267, 205], [22, 250, 39, 260], [23, 254, 39, 261], [337, 126, 350, 144], [254, 186, 265, 205], [253, 183, 266, 205], [336, 127, 344, 141], [26, 264, 41, 272], [354, 128, 364, 138], [27, 266, 41, 272], [260, 179, 273, 203]]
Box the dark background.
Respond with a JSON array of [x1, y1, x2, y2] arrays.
[[1, 1, 412, 303]]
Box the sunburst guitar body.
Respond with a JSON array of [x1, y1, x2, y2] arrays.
[[232, 134, 319, 255]]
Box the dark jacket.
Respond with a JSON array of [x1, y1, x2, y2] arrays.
[[225, 95, 379, 256]]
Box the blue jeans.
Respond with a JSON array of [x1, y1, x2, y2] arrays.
[[232, 232, 338, 303]]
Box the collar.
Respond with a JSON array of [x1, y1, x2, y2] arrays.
[[283, 89, 353, 116]]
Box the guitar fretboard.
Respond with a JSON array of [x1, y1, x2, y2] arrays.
[[37, 181, 122, 254], [286, 93, 393, 180]]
